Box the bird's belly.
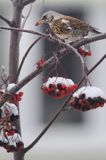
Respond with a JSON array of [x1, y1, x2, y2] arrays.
[[50, 23, 84, 43], [56, 32, 82, 43]]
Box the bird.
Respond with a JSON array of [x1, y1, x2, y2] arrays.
[[35, 10, 100, 44]]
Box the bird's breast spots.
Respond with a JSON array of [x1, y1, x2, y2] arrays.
[[50, 21, 69, 34]]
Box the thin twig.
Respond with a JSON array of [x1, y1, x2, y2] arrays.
[[21, 4, 32, 29], [0, 30, 105, 107], [19, 4, 32, 40], [0, 15, 13, 27], [0, 27, 106, 48], [0, 26, 106, 63], [15, 37, 41, 81], [24, 54, 106, 153], [73, 34, 106, 48], [0, 26, 100, 69], [0, 27, 105, 106], [0, 48, 67, 107], [0, 26, 83, 67]]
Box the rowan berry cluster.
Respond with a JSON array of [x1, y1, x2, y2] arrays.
[[69, 86, 106, 111], [0, 83, 24, 152], [42, 77, 78, 99]]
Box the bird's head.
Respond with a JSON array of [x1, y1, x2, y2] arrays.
[[35, 11, 62, 26]]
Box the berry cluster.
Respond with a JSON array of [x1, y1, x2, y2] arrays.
[[0, 83, 24, 152], [36, 58, 45, 70], [9, 92, 24, 104], [69, 86, 106, 111], [0, 102, 24, 152], [78, 47, 91, 57], [0, 102, 19, 122], [0, 124, 23, 152], [7, 83, 24, 104], [42, 77, 78, 99]]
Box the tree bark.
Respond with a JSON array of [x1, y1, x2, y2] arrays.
[[9, 1, 25, 160], [9, 3, 22, 83]]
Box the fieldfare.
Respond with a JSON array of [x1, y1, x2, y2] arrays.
[[35, 11, 100, 56]]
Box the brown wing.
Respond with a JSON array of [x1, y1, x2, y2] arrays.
[[51, 19, 71, 34], [62, 16, 89, 30], [62, 16, 100, 34]]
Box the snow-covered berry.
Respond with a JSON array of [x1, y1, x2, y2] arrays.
[[69, 86, 106, 111], [1, 102, 19, 121], [42, 77, 78, 99], [6, 83, 24, 104]]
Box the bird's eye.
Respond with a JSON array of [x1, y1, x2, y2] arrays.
[[42, 15, 47, 20]]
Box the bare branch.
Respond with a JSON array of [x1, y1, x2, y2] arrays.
[[19, 4, 32, 40], [24, 53, 106, 153], [0, 26, 83, 63], [15, 37, 41, 81], [0, 26, 106, 48], [21, 4, 32, 29], [0, 15, 13, 27], [1, 27, 106, 76], [0, 49, 106, 108], [22, 0, 36, 7], [0, 47, 67, 107], [0, 26, 106, 106], [0, 26, 53, 38], [73, 33, 106, 48]]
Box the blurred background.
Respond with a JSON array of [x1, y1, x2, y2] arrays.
[[0, 0, 106, 159]]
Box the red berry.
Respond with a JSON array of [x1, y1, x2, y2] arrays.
[[61, 84, 66, 90], [69, 84, 78, 92], [61, 90, 65, 95], [18, 92, 24, 97], [47, 87, 51, 93]]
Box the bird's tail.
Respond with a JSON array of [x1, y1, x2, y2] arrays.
[[90, 26, 101, 34]]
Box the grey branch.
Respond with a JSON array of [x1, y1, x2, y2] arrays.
[[0, 47, 67, 107], [0, 26, 106, 48], [0, 15, 13, 27], [0, 26, 83, 64], [0, 25, 106, 154], [0, 27, 105, 102], [24, 53, 106, 153], [15, 37, 41, 81], [21, 4, 32, 29]]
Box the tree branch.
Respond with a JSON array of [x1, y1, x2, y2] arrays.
[[21, 4, 32, 29], [1, 26, 106, 77], [73, 33, 106, 48], [0, 26, 106, 48], [0, 26, 106, 108], [0, 24, 106, 155], [0, 26, 83, 66], [8, 1, 24, 160], [0, 47, 67, 107], [24, 53, 106, 153], [0, 15, 13, 27], [22, 0, 36, 7], [15, 37, 42, 81]]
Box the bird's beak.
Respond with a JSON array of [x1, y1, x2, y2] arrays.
[[35, 19, 45, 26]]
